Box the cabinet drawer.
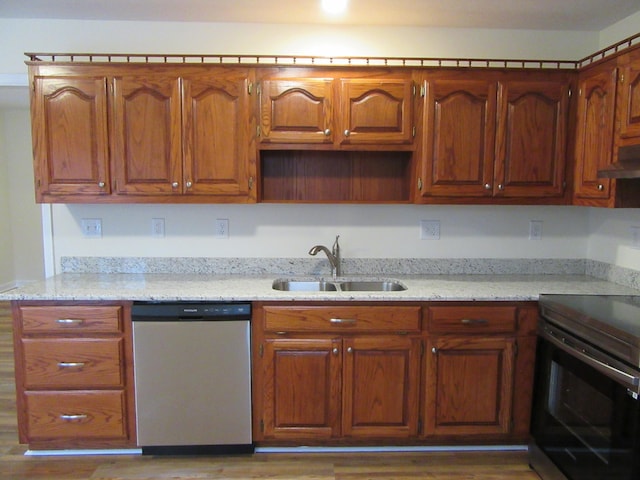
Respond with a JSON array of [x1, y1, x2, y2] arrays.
[[427, 305, 517, 334], [25, 390, 127, 440], [263, 306, 421, 333], [22, 338, 124, 388], [20, 305, 123, 334]]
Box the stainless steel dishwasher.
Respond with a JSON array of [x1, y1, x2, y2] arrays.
[[132, 302, 253, 455]]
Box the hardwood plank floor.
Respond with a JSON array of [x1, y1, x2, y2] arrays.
[[0, 301, 540, 479]]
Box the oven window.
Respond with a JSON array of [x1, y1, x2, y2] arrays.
[[532, 338, 640, 480], [548, 359, 613, 463]]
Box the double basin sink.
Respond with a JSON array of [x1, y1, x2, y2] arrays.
[[272, 278, 407, 292]]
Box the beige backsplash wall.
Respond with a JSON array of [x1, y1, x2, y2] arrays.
[[1, 14, 640, 280]]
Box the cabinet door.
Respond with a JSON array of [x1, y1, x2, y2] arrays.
[[619, 50, 640, 139], [419, 78, 497, 197], [31, 76, 110, 200], [259, 78, 334, 144], [339, 78, 414, 145], [182, 69, 255, 199], [111, 74, 182, 195], [261, 338, 341, 439], [425, 336, 515, 436], [495, 78, 569, 198], [573, 64, 617, 202], [342, 336, 420, 438]]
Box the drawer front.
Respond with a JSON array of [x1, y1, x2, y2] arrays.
[[25, 390, 127, 440], [263, 306, 421, 333], [22, 338, 124, 388], [20, 305, 123, 334], [427, 305, 517, 334]]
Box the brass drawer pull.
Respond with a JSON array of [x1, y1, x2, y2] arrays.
[[59, 414, 88, 421], [57, 362, 85, 368], [55, 318, 84, 325], [461, 318, 489, 325], [330, 318, 357, 325]]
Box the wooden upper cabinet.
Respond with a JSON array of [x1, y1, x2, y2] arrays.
[[573, 62, 618, 203], [182, 69, 255, 198], [111, 74, 182, 195], [31, 76, 110, 201], [258, 71, 414, 147], [495, 76, 570, 198], [259, 77, 334, 144], [419, 77, 497, 197], [339, 78, 414, 145], [618, 49, 640, 139]]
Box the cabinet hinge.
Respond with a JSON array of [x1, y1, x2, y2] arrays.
[[417, 177, 423, 191], [412, 83, 416, 97], [412, 126, 416, 138], [259, 344, 264, 357], [256, 83, 261, 95], [256, 126, 261, 138], [248, 82, 253, 95], [568, 88, 572, 98], [249, 176, 254, 191], [420, 84, 426, 97], [621, 74, 625, 83]]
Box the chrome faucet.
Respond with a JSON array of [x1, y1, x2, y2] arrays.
[[308, 235, 341, 279]]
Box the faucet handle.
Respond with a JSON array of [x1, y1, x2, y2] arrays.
[[332, 235, 340, 254]]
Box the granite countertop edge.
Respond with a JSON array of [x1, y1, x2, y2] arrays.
[[2, 272, 638, 302]]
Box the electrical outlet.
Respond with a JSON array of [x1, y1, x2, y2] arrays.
[[80, 218, 102, 237], [214, 218, 229, 239], [631, 226, 640, 249], [151, 218, 165, 237], [529, 220, 543, 240], [420, 220, 440, 240]]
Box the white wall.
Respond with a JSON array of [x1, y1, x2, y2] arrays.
[[0, 109, 44, 284], [599, 10, 640, 49], [0, 16, 638, 278], [0, 112, 15, 289]]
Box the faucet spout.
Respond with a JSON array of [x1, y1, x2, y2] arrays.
[[309, 235, 341, 279]]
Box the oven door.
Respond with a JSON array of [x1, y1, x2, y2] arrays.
[[530, 322, 640, 480]]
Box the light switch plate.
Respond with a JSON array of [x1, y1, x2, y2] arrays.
[[529, 220, 543, 241], [151, 218, 165, 237]]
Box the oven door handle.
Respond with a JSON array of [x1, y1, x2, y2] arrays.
[[542, 327, 640, 390]]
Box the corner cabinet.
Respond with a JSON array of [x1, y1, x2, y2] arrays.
[[416, 70, 571, 204], [252, 303, 422, 442], [572, 60, 618, 206], [11, 301, 136, 449], [28, 64, 257, 203]]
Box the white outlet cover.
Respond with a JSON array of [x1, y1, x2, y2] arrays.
[[420, 220, 440, 240], [214, 218, 229, 239], [80, 218, 102, 238]]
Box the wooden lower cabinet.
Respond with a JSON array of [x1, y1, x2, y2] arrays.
[[253, 301, 537, 446], [424, 336, 515, 436], [12, 301, 136, 449]]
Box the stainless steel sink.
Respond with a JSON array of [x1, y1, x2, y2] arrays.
[[272, 280, 338, 291], [272, 279, 407, 292], [338, 280, 406, 291]]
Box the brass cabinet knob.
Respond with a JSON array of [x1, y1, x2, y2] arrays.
[[597, 184, 604, 191], [172, 182, 179, 188], [484, 183, 491, 190], [344, 129, 350, 137], [324, 129, 331, 136], [186, 181, 193, 188], [98, 182, 105, 188]]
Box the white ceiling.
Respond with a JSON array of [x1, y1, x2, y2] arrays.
[[0, 0, 638, 31]]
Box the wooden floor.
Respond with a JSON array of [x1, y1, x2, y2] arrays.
[[0, 301, 540, 479]]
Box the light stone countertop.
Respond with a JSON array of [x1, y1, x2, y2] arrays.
[[1, 272, 638, 302]]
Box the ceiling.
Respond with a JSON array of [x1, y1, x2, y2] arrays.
[[0, 0, 639, 31]]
